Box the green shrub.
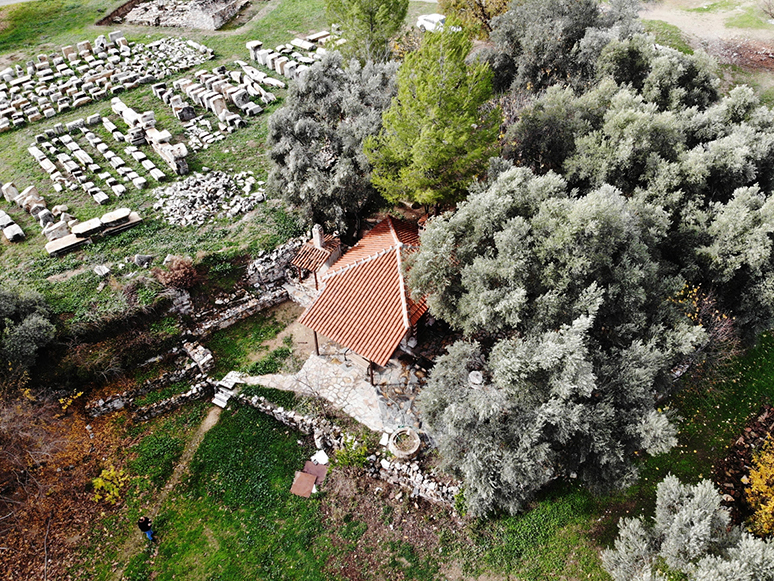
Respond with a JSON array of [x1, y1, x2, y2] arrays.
[[333, 439, 369, 468], [92, 466, 130, 504]]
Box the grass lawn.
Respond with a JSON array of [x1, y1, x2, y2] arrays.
[[204, 309, 292, 378], [80, 401, 449, 581], [641, 20, 694, 54], [71, 333, 774, 581]]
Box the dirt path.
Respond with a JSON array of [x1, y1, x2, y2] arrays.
[[110, 405, 222, 581], [641, 0, 774, 42]]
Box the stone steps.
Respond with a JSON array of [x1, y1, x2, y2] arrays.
[[211, 388, 232, 408]]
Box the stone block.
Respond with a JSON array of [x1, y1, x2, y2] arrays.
[[0, 210, 13, 228], [43, 220, 69, 241], [101, 207, 131, 226], [45, 233, 89, 256], [29, 203, 47, 219], [71, 217, 102, 237], [2, 182, 19, 203], [38, 209, 54, 227], [2, 223, 24, 242]]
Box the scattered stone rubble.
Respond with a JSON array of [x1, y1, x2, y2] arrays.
[[125, 0, 249, 31], [0, 32, 212, 130], [183, 341, 215, 372], [152, 171, 266, 225], [246, 238, 304, 287], [237, 392, 461, 507]]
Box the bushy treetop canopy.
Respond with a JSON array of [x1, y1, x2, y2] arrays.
[[325, 0, 409, 63], [484, 0, 642, 92], [0, 288, 55, 398], [411, 168, 697, 514], [365, 25, 500, 206], [267, 53, 398, 236], [603, 475, 774, 580], [411, 53, 774, 514]]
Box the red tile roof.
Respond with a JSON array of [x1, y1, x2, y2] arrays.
[[299, 217, 427, 367], [291, 234, 341, 272]]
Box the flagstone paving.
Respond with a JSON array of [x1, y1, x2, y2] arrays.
[[241, 351, 426, 433]]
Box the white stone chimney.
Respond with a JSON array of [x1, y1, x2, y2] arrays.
[[312, 223, 324, 249]]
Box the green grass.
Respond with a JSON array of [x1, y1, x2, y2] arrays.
[[245, 345, 292, 375], [205, 312, 287, 377], [686, 0, 738, 13], [146, 404, 332, 580], [385, 540, 440, 581], [725, 7, 774, 28], [240, 383, 298, 407], [0, 0, 109, 53], [133, 380, 191, 408], [642, 20, 694, 54], [465, 485, 610, 580]]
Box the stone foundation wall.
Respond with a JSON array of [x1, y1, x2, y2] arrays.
[[85, 356, 201, 417], [133, 379, 214, 421], [236, 393, 461, 507], [246, 238, 304, 287], [97, 0, 147, 26], [123, 0, 249, 30], [192, 286, 288, 337]]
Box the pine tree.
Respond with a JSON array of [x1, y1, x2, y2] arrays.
[[325, 0, 409, 63], [365, 25, 500, 206]]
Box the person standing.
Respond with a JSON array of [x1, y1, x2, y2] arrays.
[[137, 516, 155, 542]]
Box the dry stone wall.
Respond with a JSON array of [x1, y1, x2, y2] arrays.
[[246, 238, 304, 287], [132, 379, 213, 421], [237, 393, 461, 507], [85, 355, 201, 417]]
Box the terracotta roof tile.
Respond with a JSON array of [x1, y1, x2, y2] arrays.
[[327, 217, 419, 275], [291, 234, 341, 272], [299, 218, 427, 367]]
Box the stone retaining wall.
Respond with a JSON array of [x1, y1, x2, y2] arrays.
[[246, 238, 303, 287], [133, 379, 214, 421], [85, 356, 201, 417], [236, 393, 461, 507], [97, 0, 147, 26], [192, 286, 288, 337]]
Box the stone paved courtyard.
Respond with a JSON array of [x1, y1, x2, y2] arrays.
[[242, 349, 426, 433]]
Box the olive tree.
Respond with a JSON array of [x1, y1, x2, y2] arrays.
[[603, 475, 774, 580], [267, 53, 398, 237]]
